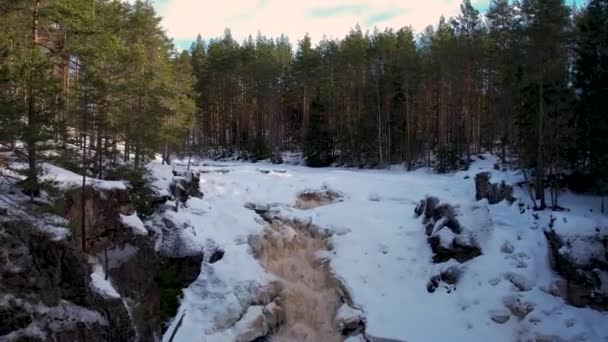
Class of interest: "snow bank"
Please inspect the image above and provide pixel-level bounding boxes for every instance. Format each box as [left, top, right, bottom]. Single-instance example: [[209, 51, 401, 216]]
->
[[43, 163, 126, 190]]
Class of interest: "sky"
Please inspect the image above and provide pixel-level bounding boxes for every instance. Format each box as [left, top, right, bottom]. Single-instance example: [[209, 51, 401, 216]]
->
[[138, 0, 491, 51]]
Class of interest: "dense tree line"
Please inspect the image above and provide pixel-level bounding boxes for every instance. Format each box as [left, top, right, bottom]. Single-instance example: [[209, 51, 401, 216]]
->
[[0, 0, 606, 210], [188, 0, 607, 208], [0, 0, 195, 197]]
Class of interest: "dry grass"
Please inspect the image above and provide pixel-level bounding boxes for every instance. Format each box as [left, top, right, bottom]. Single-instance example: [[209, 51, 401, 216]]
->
[[294, 190, 342, 210], [255, 220, 343, 342]]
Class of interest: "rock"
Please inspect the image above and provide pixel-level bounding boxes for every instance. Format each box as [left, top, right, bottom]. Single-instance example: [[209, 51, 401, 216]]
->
[[416, 197, 482, 264], [475, 172, 515, 204], [0, 221, 135, 341], [415, 197, 461, 235], [208, 248, 225, 264], [169, 171, 203, 204], [505, 272, 533, 292], [335, 304, 366, 337], [503, 295, 535, 319], [427, 266, 463, 293], [501, 241, 515, 254], [490, 310, 511, 324], [428, 234, 482, 264], [0, 302, 32, 335], [65, 186, 136, 253], [544, 227, 608, 310]]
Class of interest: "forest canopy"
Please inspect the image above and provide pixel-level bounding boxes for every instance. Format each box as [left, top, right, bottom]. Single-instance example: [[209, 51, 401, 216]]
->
[[1, 0, 607, 209]]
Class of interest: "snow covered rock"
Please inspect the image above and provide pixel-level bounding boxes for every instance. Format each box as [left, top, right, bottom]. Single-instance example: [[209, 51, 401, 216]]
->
[[416, 197, 485, 263], [426, 265, 463, 293], [169, 170, 203, 204], [0, 220, 135, 341], [475, 172, 515, 204], [544, 224, 608, 310], [335, 304, 366, 337]]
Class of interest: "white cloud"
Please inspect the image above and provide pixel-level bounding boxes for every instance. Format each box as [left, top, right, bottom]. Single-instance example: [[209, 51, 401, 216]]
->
[[151, 0, 483, 44]]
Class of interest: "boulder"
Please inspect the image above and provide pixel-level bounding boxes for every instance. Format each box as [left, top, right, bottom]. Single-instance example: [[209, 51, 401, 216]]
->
[[170, 171, 203, 204], [426, 266, 463, 293], [335, 304, 366, 337], [475, 172, 515, 204], [544, 227, 608, 310], [416, 197, 482, 264]]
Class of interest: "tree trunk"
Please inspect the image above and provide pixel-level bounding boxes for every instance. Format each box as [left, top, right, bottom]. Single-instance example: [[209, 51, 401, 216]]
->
[[536, 71, 546, 210], [375, 73, 383, 165], [81, 111, 88, 252]]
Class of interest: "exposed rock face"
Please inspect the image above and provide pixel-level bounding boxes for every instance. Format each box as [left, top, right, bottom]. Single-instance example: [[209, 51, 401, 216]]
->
[[0, 221, 134, 342], [64, 186, 161, 340], [2, 174, 207, 341], [65, 186, 135, 253], [474, 172, 515, 204], [544, 227, 608, 310], [415, 197, 482, 264]]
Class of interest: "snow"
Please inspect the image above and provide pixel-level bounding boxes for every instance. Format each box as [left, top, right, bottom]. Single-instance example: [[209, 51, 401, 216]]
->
[[120, 213, 148, 235], [42, 163, 126, 190], [90, 264, 120, 299], [151, 154, 608, 342]]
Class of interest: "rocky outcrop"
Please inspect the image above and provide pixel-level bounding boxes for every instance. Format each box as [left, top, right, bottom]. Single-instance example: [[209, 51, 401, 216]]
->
[[170, 170, 203, 204], [0, 220, 134, 341], [64, 186, 161, 340], [0, 181, 208, 341], [415, 197, 482, 264], [544, 227, 608, 310], [474, 172, 515, 204]]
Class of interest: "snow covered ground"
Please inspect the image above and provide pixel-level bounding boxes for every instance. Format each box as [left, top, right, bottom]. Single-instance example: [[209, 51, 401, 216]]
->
[[149, 155, 608, 342]]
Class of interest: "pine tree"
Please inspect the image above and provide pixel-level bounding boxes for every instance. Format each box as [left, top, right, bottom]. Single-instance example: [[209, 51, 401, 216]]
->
[[520, 0, 572, 209], [574, 0, 608, 208], [293, 34, 320, 142], [303, 97, 332, 167], [487, 0, 522, 162]]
